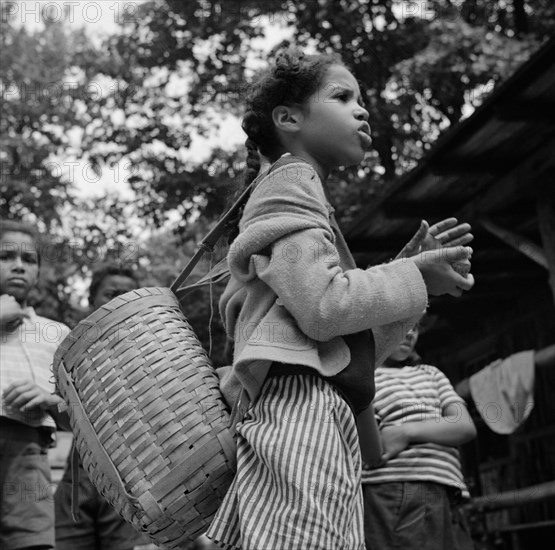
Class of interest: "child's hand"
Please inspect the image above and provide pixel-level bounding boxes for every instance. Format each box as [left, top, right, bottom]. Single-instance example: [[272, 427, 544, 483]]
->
[[396, 218, 473, 259], [429, 217, 473, 248], [380, 424, 410, 461], [0, 294, 28, 331], [2, 380, 62, 414], [413, 246, 474, 297]]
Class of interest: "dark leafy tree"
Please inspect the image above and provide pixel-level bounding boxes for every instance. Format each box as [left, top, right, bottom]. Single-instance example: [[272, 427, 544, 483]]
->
[[75, 0, 553, 227], [0, 13, 99, 227]]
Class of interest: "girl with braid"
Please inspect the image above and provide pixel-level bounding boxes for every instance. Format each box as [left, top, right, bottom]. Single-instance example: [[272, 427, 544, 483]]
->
[[205, 48, 474, 550]]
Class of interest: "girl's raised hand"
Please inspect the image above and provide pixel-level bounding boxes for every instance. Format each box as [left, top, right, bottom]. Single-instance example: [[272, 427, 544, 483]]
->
[[413, 246, 475, 297], [396, 218, 473, 259], [429, 217, 473, 247], [395, 220, 432, 259]]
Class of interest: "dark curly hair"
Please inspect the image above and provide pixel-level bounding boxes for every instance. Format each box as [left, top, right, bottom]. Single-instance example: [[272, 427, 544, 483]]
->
[[228, 47, 343, 241]]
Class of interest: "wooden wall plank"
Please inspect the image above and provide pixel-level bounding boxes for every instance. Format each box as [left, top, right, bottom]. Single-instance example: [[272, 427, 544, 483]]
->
[[536, 177, 555, 307]]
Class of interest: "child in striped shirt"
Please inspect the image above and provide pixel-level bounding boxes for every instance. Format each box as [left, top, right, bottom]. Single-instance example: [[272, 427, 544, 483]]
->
[[362, 321, 477, 549]]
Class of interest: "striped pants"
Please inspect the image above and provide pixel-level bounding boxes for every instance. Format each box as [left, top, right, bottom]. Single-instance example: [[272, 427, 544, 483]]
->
[[205, 374, 365, 550]]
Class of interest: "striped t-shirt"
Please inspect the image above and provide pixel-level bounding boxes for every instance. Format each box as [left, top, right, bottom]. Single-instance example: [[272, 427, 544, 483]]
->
[[361, 364, 470, 496], [0, 307, 70, 428]]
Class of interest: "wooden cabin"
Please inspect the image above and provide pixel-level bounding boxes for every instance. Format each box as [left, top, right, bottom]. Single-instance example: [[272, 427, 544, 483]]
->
[[345, 36, 555, 550]]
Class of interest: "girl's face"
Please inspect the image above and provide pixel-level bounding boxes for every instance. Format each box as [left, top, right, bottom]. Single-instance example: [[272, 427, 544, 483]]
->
[[0, 231, 39, 305], [91, 274, 138, 310], [296, 64, 370, 176], [389, 325, 419, 363]]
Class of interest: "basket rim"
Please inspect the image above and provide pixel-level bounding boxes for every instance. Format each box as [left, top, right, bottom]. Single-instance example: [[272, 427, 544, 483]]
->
[[53, 286, 179, 368]]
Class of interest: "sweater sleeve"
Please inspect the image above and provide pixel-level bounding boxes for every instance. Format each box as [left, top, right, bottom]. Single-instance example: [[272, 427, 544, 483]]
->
[[253, 227, 427, 341]]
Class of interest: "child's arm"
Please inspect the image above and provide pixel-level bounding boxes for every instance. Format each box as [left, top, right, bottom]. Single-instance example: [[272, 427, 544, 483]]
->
[[356, 404, 383, 468], [255, 228, 473, 340], [396, 218, 473, 259], [381, 403, 477, 461]]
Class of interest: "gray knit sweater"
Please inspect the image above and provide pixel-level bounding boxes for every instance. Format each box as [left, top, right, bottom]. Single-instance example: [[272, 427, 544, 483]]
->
[[218, 158, 428, 410]]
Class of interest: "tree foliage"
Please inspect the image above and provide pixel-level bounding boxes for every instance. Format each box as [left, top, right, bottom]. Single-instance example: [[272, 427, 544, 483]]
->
[[0, 15, 87, 226], [72, 0, 553, 227]]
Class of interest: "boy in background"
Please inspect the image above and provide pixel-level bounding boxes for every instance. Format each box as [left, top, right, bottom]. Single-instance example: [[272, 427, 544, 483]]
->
[[362, 321, 477, 550]]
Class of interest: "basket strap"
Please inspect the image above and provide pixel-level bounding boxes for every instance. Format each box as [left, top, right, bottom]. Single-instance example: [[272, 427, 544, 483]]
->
[[169, 177, 257, 298], [170, 154, 307, 300], [173, 256, 230, 301]]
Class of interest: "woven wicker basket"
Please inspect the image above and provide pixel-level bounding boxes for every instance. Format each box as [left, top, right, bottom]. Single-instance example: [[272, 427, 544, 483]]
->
[[53, 287, 236, 549]]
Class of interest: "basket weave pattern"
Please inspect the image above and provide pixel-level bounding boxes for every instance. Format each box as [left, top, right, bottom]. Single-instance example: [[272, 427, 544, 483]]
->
[[54, 287, 236, 549]]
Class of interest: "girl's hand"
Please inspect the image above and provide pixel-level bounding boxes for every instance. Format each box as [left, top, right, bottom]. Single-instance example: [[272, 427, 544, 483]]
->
[[380, 424, 411, 461], [2, 380, 62, 414], [396, 218, 473, 259], [429, 218, 473, 248], [0, 294, 27, 331], [413, 246, 475, 297]]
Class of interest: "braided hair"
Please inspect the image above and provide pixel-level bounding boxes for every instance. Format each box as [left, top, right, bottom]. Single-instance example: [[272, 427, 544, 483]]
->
[[228, 47, 342, 241]]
